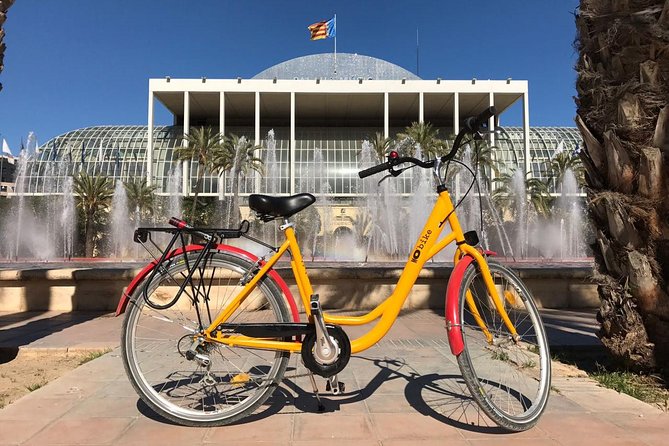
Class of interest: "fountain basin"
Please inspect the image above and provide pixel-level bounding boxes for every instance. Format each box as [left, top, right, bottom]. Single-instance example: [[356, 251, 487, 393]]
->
[[0, 260, 597, 312]]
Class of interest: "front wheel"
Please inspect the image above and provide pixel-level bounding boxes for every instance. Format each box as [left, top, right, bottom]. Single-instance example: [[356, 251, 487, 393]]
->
[[456, 260, 551, 432], [121, 251, 291, 426]]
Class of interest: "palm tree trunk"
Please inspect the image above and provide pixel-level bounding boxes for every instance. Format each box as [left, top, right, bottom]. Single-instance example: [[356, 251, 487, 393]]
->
[[190, 164, 202, 222], [576, 1, 669, 372]]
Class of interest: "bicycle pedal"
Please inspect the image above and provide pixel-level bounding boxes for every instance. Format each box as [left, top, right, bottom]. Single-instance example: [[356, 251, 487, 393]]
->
[[325, 377, 345, 395]]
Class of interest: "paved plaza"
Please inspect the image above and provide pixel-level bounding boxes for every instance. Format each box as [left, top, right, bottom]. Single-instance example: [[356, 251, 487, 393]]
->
[[0, 309, 667, 445]]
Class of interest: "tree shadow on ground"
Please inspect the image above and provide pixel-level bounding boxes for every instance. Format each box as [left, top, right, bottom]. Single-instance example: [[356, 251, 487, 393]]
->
[[0, 311, 105, 364]]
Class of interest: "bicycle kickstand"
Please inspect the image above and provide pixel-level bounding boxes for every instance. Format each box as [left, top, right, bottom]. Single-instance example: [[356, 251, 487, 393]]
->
[[307, 372, 326, 412]]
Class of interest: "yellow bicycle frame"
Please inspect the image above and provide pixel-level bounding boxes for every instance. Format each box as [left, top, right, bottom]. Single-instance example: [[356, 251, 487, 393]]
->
[[203, 188, 518, 353]]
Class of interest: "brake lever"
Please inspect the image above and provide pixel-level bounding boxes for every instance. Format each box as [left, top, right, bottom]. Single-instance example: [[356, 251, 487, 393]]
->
[[377, 174, 393, 186], [377, 165, 412, 186], [389, 166, 404, 177]]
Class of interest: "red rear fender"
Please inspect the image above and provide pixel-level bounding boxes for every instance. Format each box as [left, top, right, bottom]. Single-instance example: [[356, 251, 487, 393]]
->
[[115, 244, 300, 322]]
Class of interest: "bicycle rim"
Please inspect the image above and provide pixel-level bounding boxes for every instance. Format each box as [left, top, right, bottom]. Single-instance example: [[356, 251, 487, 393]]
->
[[121, 252, 290, 426], [456, 261, 551, 431]]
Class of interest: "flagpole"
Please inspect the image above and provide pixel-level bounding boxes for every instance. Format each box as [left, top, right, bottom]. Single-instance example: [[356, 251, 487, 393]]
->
[[334, 14, 337, 75], [416, 27, 419, 77]]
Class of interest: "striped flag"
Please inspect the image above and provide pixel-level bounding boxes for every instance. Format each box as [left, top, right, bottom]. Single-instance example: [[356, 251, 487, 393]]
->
[[308, 17, 335, 40]]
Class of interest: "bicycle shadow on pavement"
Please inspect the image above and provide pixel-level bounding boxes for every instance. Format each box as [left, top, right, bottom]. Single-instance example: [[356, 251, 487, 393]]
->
[[404, 372, 508, 434], [135, 356, 508, 433]]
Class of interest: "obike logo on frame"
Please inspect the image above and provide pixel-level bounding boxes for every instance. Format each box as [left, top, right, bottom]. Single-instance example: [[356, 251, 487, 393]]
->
[[410, 229, 432, 263]]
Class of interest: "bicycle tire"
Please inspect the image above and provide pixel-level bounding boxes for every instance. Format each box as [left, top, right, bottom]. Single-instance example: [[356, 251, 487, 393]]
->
[[456, 260, 551, 431], [121, 251, 291, 426]]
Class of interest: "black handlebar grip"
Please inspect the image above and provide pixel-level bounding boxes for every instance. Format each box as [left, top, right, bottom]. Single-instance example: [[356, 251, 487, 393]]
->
[[463, 116, 478, 133], [474, 106, 496, 129], [358, 162, 390, 178], [462, 106, 497, 134]]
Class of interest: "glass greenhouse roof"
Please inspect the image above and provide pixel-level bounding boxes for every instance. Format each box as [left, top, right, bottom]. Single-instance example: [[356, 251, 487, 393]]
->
[[18, 125, 582, 196]]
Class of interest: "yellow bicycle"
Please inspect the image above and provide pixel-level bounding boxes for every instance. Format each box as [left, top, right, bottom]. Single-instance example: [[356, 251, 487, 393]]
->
[[118, 107, 551, 432]]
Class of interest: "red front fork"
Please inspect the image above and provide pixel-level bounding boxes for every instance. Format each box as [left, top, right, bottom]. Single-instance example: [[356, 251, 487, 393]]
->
[[445, 250, 496, 356]]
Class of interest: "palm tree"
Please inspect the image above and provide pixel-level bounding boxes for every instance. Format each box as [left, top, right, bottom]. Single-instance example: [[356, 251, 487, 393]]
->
[[370, 132, 392, 162], [124, 179, 156, 222], [547, 150, 585, 190], [217, 134, 263, 227], [492, 170, 552, 219], [73, 172, 113, 257], [174, 127, 224, 221], [396, 121, 447, 158], [576, 1, 669, 372]]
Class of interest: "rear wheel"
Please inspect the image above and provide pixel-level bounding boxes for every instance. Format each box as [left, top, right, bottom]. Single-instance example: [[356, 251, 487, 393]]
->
[[456, 260, 551, 431], [121, 251, 291, 426]]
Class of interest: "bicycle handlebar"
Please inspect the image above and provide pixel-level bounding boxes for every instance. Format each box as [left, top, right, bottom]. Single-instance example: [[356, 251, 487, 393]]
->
[[358, 106, 496, 179], [358, 156, 435, 179]]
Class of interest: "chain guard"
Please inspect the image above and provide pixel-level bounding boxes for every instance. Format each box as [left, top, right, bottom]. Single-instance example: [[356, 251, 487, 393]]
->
[[300, 325, 351, 377]]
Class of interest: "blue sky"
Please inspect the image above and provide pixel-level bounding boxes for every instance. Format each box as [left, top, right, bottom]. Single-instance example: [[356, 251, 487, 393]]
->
[[0, 0, 579, 153]]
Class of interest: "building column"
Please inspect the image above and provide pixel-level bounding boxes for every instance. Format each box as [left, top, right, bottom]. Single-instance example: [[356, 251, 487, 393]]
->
[[183, 91, 190, 196], [255, 91, 261, 194], [523, 90, 530, 177], [419, 91, 424, 123], [488, 92, 497, 186], [488, 92, 496, 147], [453, 92, 460, 200], [147, 90, 154, 184], [219, 91, 225, 135], [453, 92, 460, 134], [254, 92, 261, 145], [218, 92, 225, 199], [384, 92, 389, 139], [290, 92, 296, 195]]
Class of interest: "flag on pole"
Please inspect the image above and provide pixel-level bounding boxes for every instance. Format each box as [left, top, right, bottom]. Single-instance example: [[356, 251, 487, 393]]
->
[[308, 16, 335, 40], [2, 139, 12, 157]]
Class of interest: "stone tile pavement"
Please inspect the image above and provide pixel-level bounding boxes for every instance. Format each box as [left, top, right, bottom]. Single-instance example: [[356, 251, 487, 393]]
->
[[0, 309, 667, 445]]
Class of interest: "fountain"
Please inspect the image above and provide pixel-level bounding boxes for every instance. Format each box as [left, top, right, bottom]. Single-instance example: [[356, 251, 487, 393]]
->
[[61, 176, 76, 260], [511, 169, 529, 258], [0, 129, 590, 264], [557, 168, 586, 258], [260, 130, 280, 246], [109, 180, 133, 258], [1, 133, 78, 261], [166, 162, 183, 219]]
